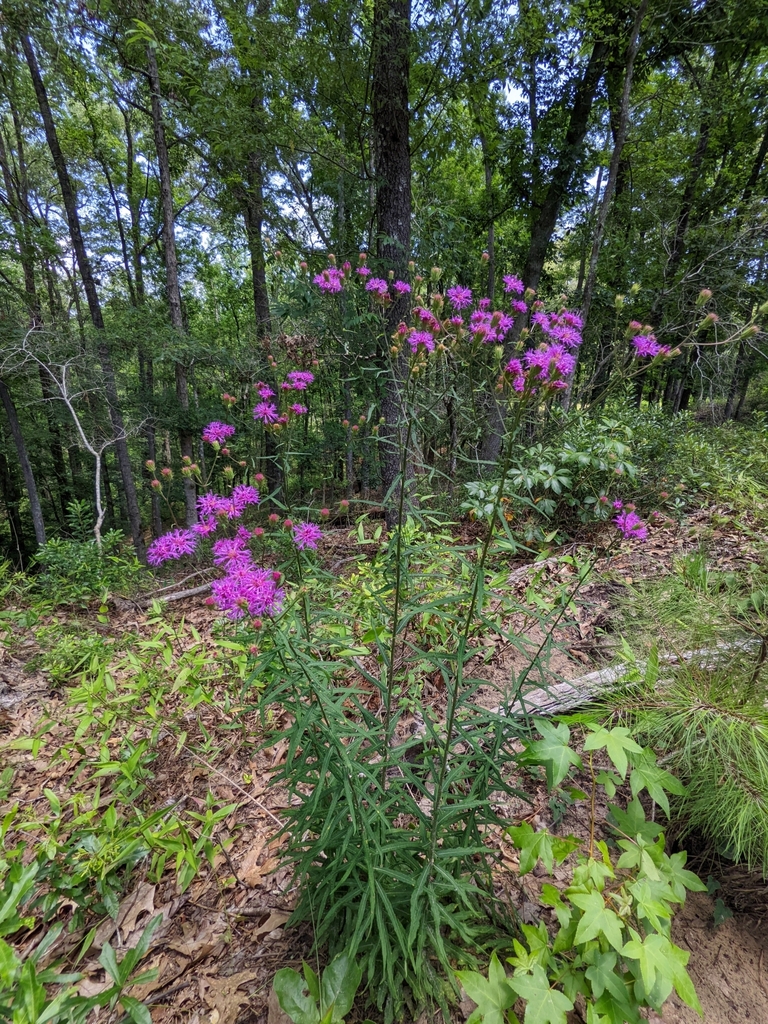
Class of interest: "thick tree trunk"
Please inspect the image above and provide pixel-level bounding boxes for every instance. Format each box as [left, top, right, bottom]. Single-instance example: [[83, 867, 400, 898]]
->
[[0, 379, 45, 546], [372, 0, 413, 526], [21, 33, 145, 560], [147, 47, 197, 527]]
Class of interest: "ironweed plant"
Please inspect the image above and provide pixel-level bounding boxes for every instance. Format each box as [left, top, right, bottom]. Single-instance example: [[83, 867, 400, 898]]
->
[[139, 266, 730, 1020]]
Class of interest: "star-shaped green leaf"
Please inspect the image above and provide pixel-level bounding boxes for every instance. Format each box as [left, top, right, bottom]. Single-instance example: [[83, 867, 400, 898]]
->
[[570, 890, 625, 951], [456, 953, 515, 1024], [583, 725, 642, 779], [509, 964, 574, 1024], [523, 719, 582, 789]]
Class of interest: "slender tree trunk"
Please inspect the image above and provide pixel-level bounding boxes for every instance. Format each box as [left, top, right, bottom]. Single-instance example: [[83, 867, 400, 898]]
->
[[21, 33, 145, 559], [0, 379, 45, 545], [372, 0, 413, 526], [146, 46, 197, 526], [481, 39, 608, 463], [0, 445, 29, 564], [563, 0, 647, 412]]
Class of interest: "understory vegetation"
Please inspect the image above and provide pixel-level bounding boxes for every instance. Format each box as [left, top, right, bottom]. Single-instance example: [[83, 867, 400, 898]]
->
[[2, 1, 768, 1021]]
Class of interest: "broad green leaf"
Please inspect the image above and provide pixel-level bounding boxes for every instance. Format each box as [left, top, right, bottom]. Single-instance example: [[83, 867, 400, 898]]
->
[[663, 851, 707, 900], [621, 932, 701, 1011], [629, 755, 685, 817], [523, 719, 582, 789], [540, 884, 571, 928], [507, 822, 554, 875], [570, 890, 624, 951], [583, 726, 642, 779], [319, 952, 362, 1020], [607, 798, 663, 843], [274, 967, 321, 1024], [456, 953, 515, 1024], [509, 963, 574, 1024]]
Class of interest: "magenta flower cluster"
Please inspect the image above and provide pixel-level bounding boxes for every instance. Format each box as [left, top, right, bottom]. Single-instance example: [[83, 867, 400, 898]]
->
[[253, 371, 314, 425], [632, 334, 669, 358], [202, 421, 236, 445], [612, 501, 649, 542]]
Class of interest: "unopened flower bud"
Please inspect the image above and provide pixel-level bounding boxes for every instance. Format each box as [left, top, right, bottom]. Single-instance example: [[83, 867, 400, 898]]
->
[[320, 507, 330, 517], [408, 260, 415, 272], [615, 294, 625, 309], [223, 465, 234, 479], [221, 447, 230, 456], [481, 251, 489, 262], [300, 261, 308, 271], [269, 513, 279, 522], [493, 345, 504, 362], [151, 478, 162, 489], [272, 571, 282, 582], [630, 283, 640, 295], [161, 467, 172, 478], [204, 596, 215, 606], [274, 250, 282, 259], [388, 269, 394, 280], [371, 424, 379, 434], [249, 644, 259, 654], [696, 288, 713, 305], [379, 416, 386, 424], [328, 253, 336, 266], [391, 345, 400, 355], [255, 473, 265, 484], [524, 288, 536, 301], [358, 252, 368, 264], [342, 419, 350, 428], [744, 324, 761, 336], [415, 274, 424, 284], [312, 358, 319, 366], [283, 518, 293, 529], [253, 527, 264, 537], [352, 424, 359, 432], [430, 267, 442, 281], [339, 499, 350, 509], [239, 460, 247, 467], [660, 491, 669, 499], [182, 455, 192, 465], [145, 459, 156, 471], [252, 618, 263, 630]]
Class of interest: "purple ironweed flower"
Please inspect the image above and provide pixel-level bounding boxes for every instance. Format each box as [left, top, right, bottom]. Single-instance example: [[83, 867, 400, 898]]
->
[[356, 266, 372, 277], [511, 300, 528, 314], [365, 277, 390, 297], [614, 510, 648, 542], [287, 370, 315, 390], [446, 285, 473, 310], [147, 529, 198, 566], [561, 311, 584, 331], [290, 403, 308, 415], [314, 267, 344, 293], [632, 334, 662, 358], [211, 566, 284, 620], [408, 330, 435, 353], [449, 315, 464, 327], [202, 421, 236, 445], [212, 536, 252, 570], [503, 275, 524, 295], [254, 401, 279, 424], [192, 516, 218, 537], [393, 280, 411, 294], [293, 522, 323, 550], [414, 307, 441, 333], [255, 381, 275, 398], [531, 311, 551, 332], [478, 298, 491, 311], [232, 484, 260, 509], [198, 492, 224, 518]]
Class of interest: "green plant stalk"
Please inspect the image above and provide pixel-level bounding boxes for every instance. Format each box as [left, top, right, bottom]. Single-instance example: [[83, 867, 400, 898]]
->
[[427, 387, 529, 864]]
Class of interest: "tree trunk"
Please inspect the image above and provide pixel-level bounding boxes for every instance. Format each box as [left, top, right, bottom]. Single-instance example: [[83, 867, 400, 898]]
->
[[0, 379, 45, 545], [146, 46, 197, 527], [372, 0, 413, 526], [21, 32, 145, 560], [563, 0, 647, 412], [481, 39, 608, 463]]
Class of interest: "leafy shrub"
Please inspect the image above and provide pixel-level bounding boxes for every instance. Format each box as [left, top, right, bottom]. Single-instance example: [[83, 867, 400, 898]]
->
[[34, 531, 144, 606]]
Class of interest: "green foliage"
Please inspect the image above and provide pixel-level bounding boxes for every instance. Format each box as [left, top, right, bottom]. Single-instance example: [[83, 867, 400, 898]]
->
[[273, 952, 375, 1024], [456, 721, 705, 1024], [34, 533, 144, 607]]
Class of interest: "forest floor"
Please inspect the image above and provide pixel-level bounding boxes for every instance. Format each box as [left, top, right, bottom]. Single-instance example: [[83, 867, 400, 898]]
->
[[2, 506, 768, 1024]]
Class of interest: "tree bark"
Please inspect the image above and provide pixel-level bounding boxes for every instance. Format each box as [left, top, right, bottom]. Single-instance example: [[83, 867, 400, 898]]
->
[[21, 32, 145, 560], [146, 46, 197, 527], [372, 0, 413, 526], [0, 379, 45, 545], [563, 0, 647, 412], [481, 38, 608, 463]]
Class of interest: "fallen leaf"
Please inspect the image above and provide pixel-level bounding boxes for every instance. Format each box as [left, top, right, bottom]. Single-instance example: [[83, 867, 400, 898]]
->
[[239, 839, 266, 886], [168, 913, 228, 959], [201, 970, 259, 1024], [252, 910, 290, 940]]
